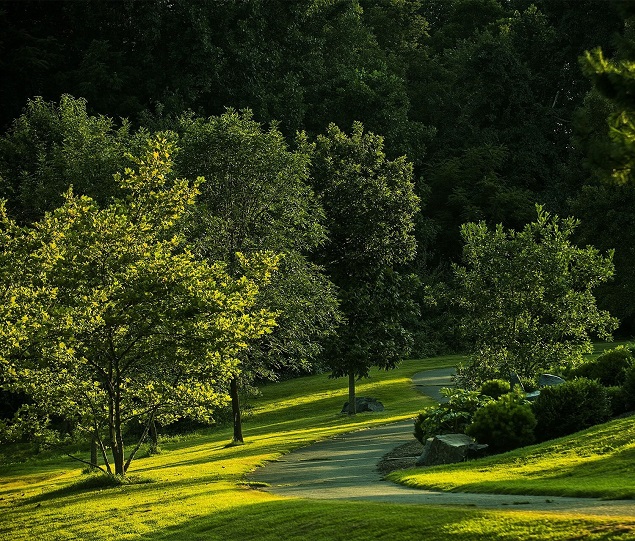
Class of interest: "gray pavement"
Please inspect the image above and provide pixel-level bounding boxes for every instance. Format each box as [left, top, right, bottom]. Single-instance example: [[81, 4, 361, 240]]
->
[[411, 367, 456, 402], [249, 369, 635, 516]]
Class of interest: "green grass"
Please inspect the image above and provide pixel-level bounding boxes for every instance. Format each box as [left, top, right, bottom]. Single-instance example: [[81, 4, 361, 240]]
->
[[1, 354, 635, 540]]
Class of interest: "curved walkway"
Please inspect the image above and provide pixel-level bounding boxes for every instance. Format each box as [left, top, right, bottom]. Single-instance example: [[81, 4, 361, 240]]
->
[[249, 369, 635, 516]]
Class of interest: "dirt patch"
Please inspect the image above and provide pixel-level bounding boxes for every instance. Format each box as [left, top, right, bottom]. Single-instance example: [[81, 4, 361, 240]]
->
[[377, 439, 424, 475]]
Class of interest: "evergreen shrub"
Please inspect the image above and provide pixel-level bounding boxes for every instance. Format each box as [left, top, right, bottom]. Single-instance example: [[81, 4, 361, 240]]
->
[[465, 391, 536, 453], [532, 378, 611, 441], [569, 346, 634, 387], [480, 379, 511, 399], [606, 385, 630, 416], [622, 363, 635, 410]]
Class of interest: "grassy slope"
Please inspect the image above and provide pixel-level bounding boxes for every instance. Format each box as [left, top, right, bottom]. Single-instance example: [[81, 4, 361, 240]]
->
[[389, 415, 635, 499], [389, 342, 635, 500], [0, 355, 634, 541]]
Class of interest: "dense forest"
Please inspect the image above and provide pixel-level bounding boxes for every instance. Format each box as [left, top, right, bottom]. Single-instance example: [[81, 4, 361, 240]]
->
[[1, 0, 635, 455]]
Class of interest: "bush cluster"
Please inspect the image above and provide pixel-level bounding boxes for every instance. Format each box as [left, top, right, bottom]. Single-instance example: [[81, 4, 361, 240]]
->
[[414, 347, 635, 456], [569, 345, 634, 387], [466, 391, 536, 453], [532, 378, 611, 441], [413, 388, 489, 444]]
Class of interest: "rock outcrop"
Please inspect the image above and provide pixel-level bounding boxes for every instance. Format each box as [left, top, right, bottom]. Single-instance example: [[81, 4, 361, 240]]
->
[[415, 433, 488, 466]]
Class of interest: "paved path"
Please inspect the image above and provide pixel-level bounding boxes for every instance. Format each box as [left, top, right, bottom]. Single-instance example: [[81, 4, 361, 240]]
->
[[250, 369, 635, 516], [411, 367, 456, 402]]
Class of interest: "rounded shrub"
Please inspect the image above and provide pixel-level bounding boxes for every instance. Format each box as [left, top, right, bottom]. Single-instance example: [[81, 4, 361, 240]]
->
[[480, 379, 511, 400], [532, 378, 611, 441], [569, 346, 634, 387], [606, 385, 630, 416], [465, 391, 536, 453], [622, 363, 635, 411]]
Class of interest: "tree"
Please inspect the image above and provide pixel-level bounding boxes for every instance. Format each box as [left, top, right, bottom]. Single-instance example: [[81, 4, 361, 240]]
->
[[454, 205, 617, 387], [310, 122, 419, 414], [0, 95, 134, 223], [0, 136, 278, 476], [175, 110, 340, 442]]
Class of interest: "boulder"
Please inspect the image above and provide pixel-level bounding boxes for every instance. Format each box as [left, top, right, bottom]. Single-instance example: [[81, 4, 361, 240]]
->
[[538, 373, 566, 387], [341, 397, 384, 413], [416, 433, 488, 466]]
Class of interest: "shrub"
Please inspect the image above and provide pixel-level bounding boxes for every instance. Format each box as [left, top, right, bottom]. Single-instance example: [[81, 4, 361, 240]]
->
[[480, 379, 511, 400], [606, 386, 630, 416], [569, 346, 634, 387], [413, 388, 490, 444], [532, 378, 611, 441], [466, 391, 536, 453], [623, 363, 635, 411]]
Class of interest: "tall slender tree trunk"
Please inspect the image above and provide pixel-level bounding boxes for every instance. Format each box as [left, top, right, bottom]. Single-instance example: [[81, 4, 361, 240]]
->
[[149, 418, 159, 453], [230, 377, 243, 443], [90, 435, 98, 470], [348, 369, 356, 415], [112, 382, 125, 476]]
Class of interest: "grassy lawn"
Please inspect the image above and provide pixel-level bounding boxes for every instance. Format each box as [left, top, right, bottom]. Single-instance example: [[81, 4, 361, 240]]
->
[[1, 354, 634, 540]]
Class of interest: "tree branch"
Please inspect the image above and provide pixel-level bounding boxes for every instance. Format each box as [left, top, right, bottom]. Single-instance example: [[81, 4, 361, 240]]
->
[[66, 453, 108, 475]]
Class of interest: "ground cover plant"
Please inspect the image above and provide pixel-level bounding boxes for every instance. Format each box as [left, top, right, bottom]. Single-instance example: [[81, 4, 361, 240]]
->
[[1, 356, 634, 541]]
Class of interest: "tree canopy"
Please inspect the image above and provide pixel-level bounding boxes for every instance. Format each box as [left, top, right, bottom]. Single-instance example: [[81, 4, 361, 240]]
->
[[1, 0, 633, 443], [174, 110, 340, 441], [311, 122, 420, 413], [0, 137, 278, 474], [455, 206, 617, 387]]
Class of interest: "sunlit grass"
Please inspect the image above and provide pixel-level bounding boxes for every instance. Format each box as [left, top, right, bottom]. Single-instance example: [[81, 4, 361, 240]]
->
[[1, 354, 634, 540]]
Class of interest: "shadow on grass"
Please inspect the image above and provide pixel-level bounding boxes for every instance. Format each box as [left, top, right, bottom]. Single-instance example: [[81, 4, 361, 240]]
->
[[138, 498, 635, 541], [23, 473, 155, 505]]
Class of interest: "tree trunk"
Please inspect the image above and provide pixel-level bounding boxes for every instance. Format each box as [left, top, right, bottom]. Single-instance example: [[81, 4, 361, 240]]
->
[[112, 383, 126, 476], [149, 418, 159, 454], [90, 435, 98, 470], [230, 377, 243, 443], [348, 369, 356, 415]]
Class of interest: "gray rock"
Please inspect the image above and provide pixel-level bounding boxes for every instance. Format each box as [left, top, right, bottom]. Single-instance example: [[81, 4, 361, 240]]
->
[[538, 373, 566, 387], [415, 433, 488, 466], [341, 397, 385, 413]]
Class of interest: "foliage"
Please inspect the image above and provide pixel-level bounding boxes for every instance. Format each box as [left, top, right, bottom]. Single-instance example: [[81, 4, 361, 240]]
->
[[574, 10, 635, 332], [569, 345, 634, 387], [465, 391, 536, 453], [622, 362, 635, 410], [310, 122, 420, 413], [174, 109, 340, 440], [455, 205, 617, 387], [0, 136, 278, 475], [479, 379, 511, 400], [532, 378, 611, 441], [605, 385, 630, 417], [413, 387, 491, 444], [0, 95, 136, 223]]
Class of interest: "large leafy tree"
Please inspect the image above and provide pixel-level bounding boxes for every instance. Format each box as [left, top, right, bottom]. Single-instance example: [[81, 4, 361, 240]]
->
[[175, 110, 339, 442], [0, 95, 134, 223], [455, 206, 617, 387], [310, 122, 420, 414], [0, 136, 277, 475]]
